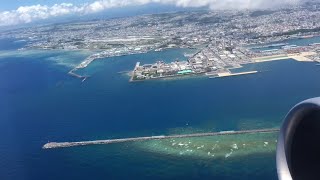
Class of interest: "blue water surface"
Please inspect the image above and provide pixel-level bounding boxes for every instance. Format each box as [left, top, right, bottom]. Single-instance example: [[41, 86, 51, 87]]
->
[[1, 38, 320, 179]]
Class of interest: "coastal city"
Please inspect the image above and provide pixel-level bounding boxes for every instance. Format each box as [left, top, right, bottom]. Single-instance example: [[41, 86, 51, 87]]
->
[[131, 38, 320, 81], [1, 1, 320, 81]]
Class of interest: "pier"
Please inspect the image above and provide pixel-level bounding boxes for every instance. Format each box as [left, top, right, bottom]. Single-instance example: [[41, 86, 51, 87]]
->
[[68, 69, 89, 82], [129, 62, 140, 82], [68, 70, 85, 79], [43, 128, 279, 149], [214, 71, 258, 78]]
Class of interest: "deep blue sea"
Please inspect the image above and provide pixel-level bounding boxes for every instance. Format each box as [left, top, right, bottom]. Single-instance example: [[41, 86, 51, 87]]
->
[[1, 37, 320, 180]]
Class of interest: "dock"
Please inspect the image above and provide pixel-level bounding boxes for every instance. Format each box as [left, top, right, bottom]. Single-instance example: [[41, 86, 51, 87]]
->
[[215, 71, 258, 78], [43, 128, 279, 149], [129, 62, 140, 82]]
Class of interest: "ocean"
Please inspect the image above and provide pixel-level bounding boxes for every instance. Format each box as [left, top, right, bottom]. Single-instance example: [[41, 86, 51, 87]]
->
[[1, 37, 320, 180]]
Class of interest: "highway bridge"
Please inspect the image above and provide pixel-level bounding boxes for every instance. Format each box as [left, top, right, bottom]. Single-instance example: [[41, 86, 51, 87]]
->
[[43, 128, 279, 149]]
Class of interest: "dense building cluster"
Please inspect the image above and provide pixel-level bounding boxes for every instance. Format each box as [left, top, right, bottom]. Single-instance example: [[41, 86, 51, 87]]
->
[[1, 1, 320, 81], [0, 2, 319, 53]]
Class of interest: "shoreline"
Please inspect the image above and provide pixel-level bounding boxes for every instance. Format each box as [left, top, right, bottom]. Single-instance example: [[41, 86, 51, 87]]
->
[[70, 49, 316, 82], [129, 52, 315, 82]]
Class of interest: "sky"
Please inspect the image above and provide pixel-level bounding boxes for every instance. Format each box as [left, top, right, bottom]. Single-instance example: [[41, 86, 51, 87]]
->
[[0, 0, 94, 11], [0, 0, 302, 27]]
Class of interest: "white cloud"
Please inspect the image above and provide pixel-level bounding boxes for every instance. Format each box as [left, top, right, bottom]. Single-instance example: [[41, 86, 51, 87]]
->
[[0, 0, 301, 27]]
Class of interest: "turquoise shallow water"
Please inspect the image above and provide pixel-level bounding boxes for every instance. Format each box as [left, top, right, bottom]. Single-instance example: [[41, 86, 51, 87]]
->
[[1, 39, 320, 179]]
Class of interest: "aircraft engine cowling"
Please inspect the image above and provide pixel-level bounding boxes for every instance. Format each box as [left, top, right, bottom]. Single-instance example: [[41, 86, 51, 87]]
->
[[277, 97, 320, 180]]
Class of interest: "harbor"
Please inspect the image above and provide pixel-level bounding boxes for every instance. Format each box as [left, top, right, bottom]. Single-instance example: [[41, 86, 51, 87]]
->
[[43, 128, 279, 149], [130, 40, 254, 82], [130, 36, 320, 82]]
